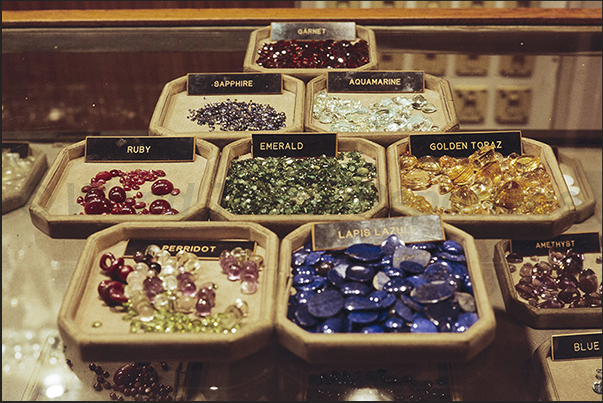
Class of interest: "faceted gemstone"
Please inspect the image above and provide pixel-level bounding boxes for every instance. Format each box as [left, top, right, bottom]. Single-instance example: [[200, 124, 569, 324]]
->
[[468, 144, 496, 168], [417, 156, 441, 173], [195, 297, 212, 317], [449, 186, 479, 210], [173, 295, 196, 313], [494, 180, 524, 210], [400, 169, 431, 191], [506, 252, 523, 264], [240, 279, 258, 294], [514, 155, 541, 173], [559, 255, 583, 276], [399, 154, 418, 170], [578, 269, 598, 293]]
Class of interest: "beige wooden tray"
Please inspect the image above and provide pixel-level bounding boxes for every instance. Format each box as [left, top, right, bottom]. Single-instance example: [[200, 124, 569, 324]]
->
[[493, 239, 602, 329], [29, 138, 219, 239], [149, 74, 305, 149], [305, 73, 459, 147], [208, 137, 389, 238], [2, 143, 48, 214], [58, 221, 279, 364], [387, 137, 576, 239], [557, 150, 596, 223], [276, 222, 496, 364], [243, 25, 378, 83], [531, 338, 602, 401]]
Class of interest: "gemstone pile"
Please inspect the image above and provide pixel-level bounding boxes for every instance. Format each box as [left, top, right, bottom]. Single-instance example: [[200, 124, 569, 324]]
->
[[398, 144, 560, 215], [256, 39, 370, 69], [187, 99, 286, 131], [96, 244, 259, 333], [221, 151, 378, 215], [507, 247, 602, 309], [287, 235, 479, 334], [313, 91, 438, 133], [76, 169, 180, 215], [2, 149, 36, 193]]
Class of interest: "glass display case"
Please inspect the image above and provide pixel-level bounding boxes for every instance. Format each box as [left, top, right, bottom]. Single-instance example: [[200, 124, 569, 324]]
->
[[3, 4, 602, 401]]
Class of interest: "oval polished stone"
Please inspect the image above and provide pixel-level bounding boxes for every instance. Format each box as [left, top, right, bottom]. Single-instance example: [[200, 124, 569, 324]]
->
[[401, 294, 424, 312], [454, 312, 478, 332], [382, 266, 404, 278], [380, 234, 404, 255], [372, 271, 391, 291], [305, 251, 325, 266], [327, 269, 346, 288], [423, 300, 460, 328], [317, 317, 344, 333], [347, 311, 379, 324], [340, 282, 372, 297], [384, 317, 407, 332], [297, 276, 327, 292], [346, 265, 376, 282], [292, 265, 318, 276], [411, 281, 457, 304], [405, 275, 427, 288], [392, 299, 416, 322], [291, 249, 310, 267], [380, 255, 393, 267], [369, 290, 396, 309], [400, 260, 426, 275], [383, 277, 414, 295], [344, 296, 381, 311], [408, 242, 437, 251], [454, 292, 476, 313], [292, 290, 316, 306], [435, 251, 466, 263], [294, 304, 318, 327], [439, 240, 464, 255], [361, 324, 385, 334], [292, 273, 314, 287], [307, 289, 345, 319], [345, 243, 384, 262], [411, 317, 438, 333], [422, 262, 454, 283], [393, 246, 432, 268]]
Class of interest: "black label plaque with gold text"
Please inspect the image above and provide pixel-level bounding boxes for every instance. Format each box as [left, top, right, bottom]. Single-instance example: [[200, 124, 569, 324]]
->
[[312, 216, 445, 251], [252, 132, 337, 158], [551, 332, 602, 360], [125, 239, 256, 260], [187, 73, 283, 95], [327, 71, 425, 93], [85, 136, 195, 162], [271, 22, 355, 41], [510, 232, 601, 256], [409, 131, 523, 158]]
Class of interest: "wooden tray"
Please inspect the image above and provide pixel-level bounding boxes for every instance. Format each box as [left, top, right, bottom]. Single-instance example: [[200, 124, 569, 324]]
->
[[2, 143, 48, 214], [305, 73, 459, 147], [276, 222, 496, 364], [243, 25, 379, 83], [57, 221, 280, 363], [387, 137, 576, 239], [149, 74, 305, 149], [29, 138, 219, 239], [493, 239, 602, 329], [531, 338, 602, 401], [208, 137, 389, 238], [557, 150, 596, 223]]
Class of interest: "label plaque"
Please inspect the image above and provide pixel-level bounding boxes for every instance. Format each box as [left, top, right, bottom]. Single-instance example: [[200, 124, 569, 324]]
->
[[271, 22, 356, 41], [510, 232, 601, 256], [312, 215, 445, 251], [187, 73, 283, 95], [252, 132, 337, 158], [125, 239, 257, 260], [551, 332, 602, 360], [2, 142, 30, 158], [85, 136, 195, 162], [327, 71, 425, 93], [409, 131, 523, 158]]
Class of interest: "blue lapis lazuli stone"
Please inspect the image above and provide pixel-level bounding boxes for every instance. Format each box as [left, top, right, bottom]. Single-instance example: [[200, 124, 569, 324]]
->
[[435, 251, 466, 263], [296, 276, 327, 292], [291, 249, 309, 267], [410, 281, 457, 304], [405, 275, 426, 288], [399, 260, 426, 275], [384, 317, 407, 332], [408, 242, 437, 251], [346, 265, 375, 282], [400, 293, 424, 312], [320, 254, 335, 263], [291, 289, 316, 306], [392, 299, 416, 322], [292, 273, 314, 287], [393, 246, 432, 268], [423, 300, 460, 328], [318, 317, 344, 333], [292, 265, 317, 276], [327, 269, 346, 288], [422, 262, 454, 283], [382, 277, 414, 295], [380, 234, 404, 255], [454, 312, 478, 332], [382, 266, 404, 278], [380, 254, 393, 267], [361, 324, 385, 334], [347, 311, 379, 324], [411, 317, 438, 333], [369, 291, 396, 309], [294, 304, 318, 328], [440, 240, 464, 255], [345, 243, 384, 262], [305, 250, 325, 266], [340, 281, 371, 297], [307, 289, 345, 319], [344, 296, 381, 311]]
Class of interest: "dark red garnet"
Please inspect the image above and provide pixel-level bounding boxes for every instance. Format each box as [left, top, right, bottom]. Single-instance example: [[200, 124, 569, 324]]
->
[[84, 188, 106, 203], [149, 199, 171, 214], [151, 179, 174, 196], [84, 197, 112, 214]]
